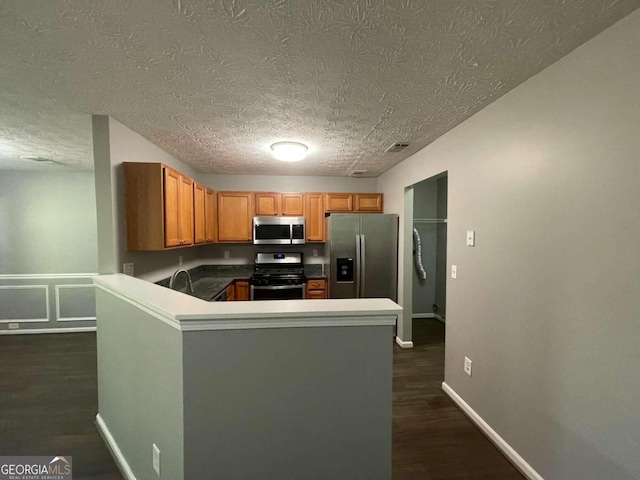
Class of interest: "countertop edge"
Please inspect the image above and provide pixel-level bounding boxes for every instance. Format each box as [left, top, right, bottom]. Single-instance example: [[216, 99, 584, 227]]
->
[[94, 274, 401, 332]]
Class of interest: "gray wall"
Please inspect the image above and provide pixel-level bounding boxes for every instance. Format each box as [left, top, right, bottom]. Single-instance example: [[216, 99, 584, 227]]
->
[[183, 325, 392, 480], [378, 9, 640, 479], [0, 170, 98, 274], [96, 289, 184, 480]]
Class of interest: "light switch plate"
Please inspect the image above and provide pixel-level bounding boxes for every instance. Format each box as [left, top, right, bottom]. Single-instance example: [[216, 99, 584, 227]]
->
[[466, 230, 475, 246], [451, 265, 457, 279]]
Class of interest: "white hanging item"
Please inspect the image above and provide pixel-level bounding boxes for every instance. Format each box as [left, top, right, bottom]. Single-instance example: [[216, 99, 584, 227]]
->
[[413, 227, 427, 280]]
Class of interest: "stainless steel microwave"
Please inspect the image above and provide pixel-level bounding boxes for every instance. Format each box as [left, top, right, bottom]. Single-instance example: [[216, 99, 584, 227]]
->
[[253, 216, 305, 245]]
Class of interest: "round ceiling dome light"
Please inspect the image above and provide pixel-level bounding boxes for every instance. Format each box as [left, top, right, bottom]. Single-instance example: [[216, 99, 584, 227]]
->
[[270, 141, 308, 162]]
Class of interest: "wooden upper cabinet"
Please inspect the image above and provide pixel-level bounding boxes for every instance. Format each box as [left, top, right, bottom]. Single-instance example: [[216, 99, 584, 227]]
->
[[217, 192, 253, 242], [281, 193, 304, 216], [194, 183, 206, 244], [354, 193, 383, 213], [304, 193, 325, 242], [204, 187, 217, 243], [124, 162, 196, 250], [255, 192, 280, 216], [325, 193, 353, 212], [255, 192, 304, 216]]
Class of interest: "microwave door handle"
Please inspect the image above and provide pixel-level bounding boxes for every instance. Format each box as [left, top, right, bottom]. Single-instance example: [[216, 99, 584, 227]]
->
[[355, 234, 361, 298], [360, 234, 366, 297]]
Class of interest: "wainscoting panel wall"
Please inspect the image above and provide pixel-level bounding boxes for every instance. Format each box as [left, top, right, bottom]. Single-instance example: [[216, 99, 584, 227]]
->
[[0, 274, 97, 334]]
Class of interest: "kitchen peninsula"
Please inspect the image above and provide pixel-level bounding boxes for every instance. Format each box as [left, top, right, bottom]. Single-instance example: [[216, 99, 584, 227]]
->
[[94, 274, 401, 480]]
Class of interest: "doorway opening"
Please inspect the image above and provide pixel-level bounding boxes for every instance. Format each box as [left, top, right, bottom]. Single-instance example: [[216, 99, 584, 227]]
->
[[410, 172, 448, 346]]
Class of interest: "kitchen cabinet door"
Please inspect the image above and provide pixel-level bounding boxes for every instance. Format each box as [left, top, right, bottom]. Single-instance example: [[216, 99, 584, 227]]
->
[[255, 192, 304, 216], [281, 193, 304, 216], [255, 192, 280, 216], [217, 192, 253, 242], [325, 193, 353, 212], [204, 187, 217, 243], [234, 280, 249, 301], [304, 193, 325, 242], [354, 193, 383, 212], [306, 278, 327, 299], [178, 174, 194, 246], [163, 167, 182, 247], [194, 183, 206, 244]]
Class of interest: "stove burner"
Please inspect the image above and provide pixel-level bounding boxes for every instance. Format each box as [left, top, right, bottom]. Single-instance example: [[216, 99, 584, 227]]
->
[[250, 252, 306, 287]]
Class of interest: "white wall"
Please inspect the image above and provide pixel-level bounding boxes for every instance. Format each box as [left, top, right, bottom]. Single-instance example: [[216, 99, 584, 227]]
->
[[378, 9, 640, 479], [0, 170, 98, 274]]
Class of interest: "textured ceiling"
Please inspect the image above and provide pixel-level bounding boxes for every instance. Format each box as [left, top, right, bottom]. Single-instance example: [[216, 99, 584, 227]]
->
[[1, 1, 639, 175]]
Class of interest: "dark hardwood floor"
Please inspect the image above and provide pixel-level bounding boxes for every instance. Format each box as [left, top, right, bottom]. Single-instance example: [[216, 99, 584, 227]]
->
[[393, 320, 524, 479], [0, 325, 524, 479]]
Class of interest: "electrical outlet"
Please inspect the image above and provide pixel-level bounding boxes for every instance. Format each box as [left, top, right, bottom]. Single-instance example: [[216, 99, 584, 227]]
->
[[224, 251, 230, 259], [312, 248, 318, 257], [466, 230, 475, 246], [123, 263, 134, 276], [8, 323, 19, 330], [464, 357, 473, 376], [152, 443, 160, 476], [451, 265, 457, 279], [178, 255, 183, 266]]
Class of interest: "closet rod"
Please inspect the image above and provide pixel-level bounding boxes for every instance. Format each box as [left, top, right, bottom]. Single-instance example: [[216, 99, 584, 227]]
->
[[413, 218, 447, 223]]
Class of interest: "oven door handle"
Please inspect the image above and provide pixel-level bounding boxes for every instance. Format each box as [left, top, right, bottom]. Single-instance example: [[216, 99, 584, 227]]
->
[[251, 285, 304, 290]]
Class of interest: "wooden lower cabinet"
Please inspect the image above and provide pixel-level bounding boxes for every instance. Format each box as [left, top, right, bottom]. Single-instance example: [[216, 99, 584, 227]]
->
[[225, 284, 235, 302], [306, 278, 327, 299], [234, 280, 249, 301]]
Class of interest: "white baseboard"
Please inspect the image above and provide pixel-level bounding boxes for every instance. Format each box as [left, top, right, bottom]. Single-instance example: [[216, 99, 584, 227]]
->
[[395, 336, 414, 348], [95, 414, 137, 480], [441, 382, 543, 480], [412, 313, 435, 319], [434, 314, 445, 323], [0, 326, 96, 335]]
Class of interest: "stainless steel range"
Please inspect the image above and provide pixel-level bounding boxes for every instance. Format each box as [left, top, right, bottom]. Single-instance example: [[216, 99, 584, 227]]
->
[[250, 252, 306, 300]]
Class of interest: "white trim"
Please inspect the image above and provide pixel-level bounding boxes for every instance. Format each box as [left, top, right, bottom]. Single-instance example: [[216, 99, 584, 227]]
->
[[441, 382, 544, 480], [181, 315, 397, 332], [0, 285, 49, 323], [395, 336, 414, 348], [0, 326, 96, 335], [434, 314, 445, 323], [55, 284, 97, 322], [95, 283, 181, 330], [95, 414, 138, 480], [96, 282, 398, 332], [412, 313, 435, 319], [0, 273, 97, 280]]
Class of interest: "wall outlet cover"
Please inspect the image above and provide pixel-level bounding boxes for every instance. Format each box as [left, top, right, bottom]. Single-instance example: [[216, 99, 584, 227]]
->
[[466, 230, 475, 246], [464, 356, 473, 376], [8, 323, 19, 330], [451, 265, 457, 279], [123, 262, 134, 276], [224, 251, 230, 259], [152, 443, 160, 476]]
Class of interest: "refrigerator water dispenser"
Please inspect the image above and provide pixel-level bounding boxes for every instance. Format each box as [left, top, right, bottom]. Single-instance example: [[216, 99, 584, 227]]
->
[[336, 258, 354, 283]]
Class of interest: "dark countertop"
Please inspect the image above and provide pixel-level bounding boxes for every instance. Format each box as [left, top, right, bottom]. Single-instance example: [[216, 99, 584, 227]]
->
[[157, 264, 326, 301]]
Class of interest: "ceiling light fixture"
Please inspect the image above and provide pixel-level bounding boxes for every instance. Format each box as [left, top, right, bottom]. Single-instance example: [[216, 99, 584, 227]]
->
[[270, 141, 308, 162]]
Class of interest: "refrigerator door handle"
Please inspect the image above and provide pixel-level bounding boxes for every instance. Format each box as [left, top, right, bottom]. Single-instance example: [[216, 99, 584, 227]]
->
[[355, 234, 361, 298], [360, 234, 366, 297]]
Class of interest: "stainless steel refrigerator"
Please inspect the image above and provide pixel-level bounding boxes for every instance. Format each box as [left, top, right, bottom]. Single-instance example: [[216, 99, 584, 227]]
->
[[324, 214, 398, 301]]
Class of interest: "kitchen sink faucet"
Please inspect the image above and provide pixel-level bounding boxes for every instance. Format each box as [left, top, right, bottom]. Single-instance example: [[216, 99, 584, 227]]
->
[[169, 268, 193, 295]]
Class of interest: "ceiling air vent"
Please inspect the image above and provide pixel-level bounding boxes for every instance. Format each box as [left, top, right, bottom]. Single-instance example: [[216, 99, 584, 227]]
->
[[385, 142, 410, 153], [350, 170, 369, 177]]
